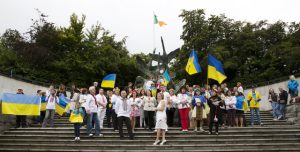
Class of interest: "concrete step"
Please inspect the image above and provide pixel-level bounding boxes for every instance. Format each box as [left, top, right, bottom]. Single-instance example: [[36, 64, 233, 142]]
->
[[1, 134, 299, 140], [1, 148, 300, 152], [0, 138, 299, 145], [1, 143, 300, 150]]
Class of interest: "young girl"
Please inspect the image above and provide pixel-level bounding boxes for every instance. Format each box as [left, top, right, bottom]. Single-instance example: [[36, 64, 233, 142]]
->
[[153, 92, 167, 145], [129, 91, 142, 133], [70, 102, 84, 141], [191, 88, 206, 132]]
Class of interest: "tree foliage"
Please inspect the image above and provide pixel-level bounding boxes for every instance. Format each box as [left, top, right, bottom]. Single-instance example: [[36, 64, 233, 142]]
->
[[0, 12, 140, 87], [175, 9, 300, 87]]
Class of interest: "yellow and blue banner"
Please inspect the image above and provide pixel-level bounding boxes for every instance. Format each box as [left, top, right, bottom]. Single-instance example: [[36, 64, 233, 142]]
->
[[1, 93, 40, 116], [162, 69, 171, 86], [208, 53, 227, 84], [185, 49, 202, 75], [56, 94, 70, 116], [40, 96, 47, 111], [101, 74, 116, 88]]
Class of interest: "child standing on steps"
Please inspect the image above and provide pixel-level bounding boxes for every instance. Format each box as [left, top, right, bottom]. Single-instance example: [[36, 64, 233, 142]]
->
[[69, 102, 84, 141]]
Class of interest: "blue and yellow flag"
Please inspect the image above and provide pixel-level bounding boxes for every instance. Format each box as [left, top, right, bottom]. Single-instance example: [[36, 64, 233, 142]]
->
[[208, 53, 227, 84], [1, 93, 40, 116], [40, 96, 47, 111], [56, 94, 70, 116], [162, 69, 171, 86], [185, 49, 202, 75], [101, 74, 116, 88]]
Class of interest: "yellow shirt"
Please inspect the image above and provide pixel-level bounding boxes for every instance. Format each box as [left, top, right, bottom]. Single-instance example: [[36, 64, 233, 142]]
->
[[247, 91, 261, 108]]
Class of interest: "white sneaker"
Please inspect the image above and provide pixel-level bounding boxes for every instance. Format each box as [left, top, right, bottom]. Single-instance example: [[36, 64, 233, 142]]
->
[[165, 129, 168, 132], [160, 140, 167, 145], [273, 118, 278, 121], [194, 128, 197, 132], [153, 140, 160, 145], [199, 127, 205, 132], [89, 134, 93, 137], [77, 137, 80, 141], [154, 129, 157, 132], [74, 137, 77, 141]]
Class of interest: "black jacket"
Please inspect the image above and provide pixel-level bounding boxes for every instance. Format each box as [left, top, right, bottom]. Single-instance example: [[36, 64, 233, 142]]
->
[[279, 90, 288, 104]]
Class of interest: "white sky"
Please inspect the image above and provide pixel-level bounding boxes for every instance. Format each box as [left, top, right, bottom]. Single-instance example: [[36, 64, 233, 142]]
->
[[0, 0, 299, 55]]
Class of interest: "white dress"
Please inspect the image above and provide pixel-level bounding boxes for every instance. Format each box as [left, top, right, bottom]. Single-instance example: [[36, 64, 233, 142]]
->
[[155, 100, 168, 130]]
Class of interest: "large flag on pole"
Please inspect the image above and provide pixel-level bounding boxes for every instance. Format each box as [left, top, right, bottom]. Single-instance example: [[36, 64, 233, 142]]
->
[[154, 14, 167, 27], [208, 53, 227, 84], [162, 69, 171, 86], [185, 49, 202, 75], [101, 74, 116, 88], [1, 93, 40, 116]]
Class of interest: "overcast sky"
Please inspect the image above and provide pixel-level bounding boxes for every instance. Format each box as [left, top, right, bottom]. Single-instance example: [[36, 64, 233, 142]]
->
[[0, 0, 299, 55]]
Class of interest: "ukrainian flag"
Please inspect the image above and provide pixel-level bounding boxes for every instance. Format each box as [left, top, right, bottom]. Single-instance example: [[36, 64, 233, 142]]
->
[[40, 96, 47, 111], [162, 69, 171, 86], [208, 53, 227, 84], [101, 74, 116, 88], [1, 93, 40, 116], [56, 94, 70, 116], [185, 49, 202, 75]]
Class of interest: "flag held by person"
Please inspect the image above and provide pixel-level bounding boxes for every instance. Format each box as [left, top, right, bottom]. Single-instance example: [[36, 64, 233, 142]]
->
[[208, 53, 227, 84], [185, 49, 202, 75], [56, 94, 70, 116], [162, 69, 171, 86], [1, 93, 40, 116], [101, 74, 116, 88]]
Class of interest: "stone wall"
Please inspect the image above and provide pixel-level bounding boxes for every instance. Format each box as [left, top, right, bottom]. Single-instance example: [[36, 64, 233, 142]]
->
[[285, 101, 300, 125], [244, 77, 300, 111]]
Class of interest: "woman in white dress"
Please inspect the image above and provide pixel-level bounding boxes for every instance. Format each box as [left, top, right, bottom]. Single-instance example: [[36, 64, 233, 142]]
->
[[153, 92, 168, 145]]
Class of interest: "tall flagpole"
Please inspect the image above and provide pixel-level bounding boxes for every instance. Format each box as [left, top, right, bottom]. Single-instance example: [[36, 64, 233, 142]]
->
[[206, 50, 209, 88], [153, 11, 156, 50]]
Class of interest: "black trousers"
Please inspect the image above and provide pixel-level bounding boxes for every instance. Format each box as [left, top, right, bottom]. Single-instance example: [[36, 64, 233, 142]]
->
[[112, 110, 118, 130], [144, 111, 155, 130], [16, 115, 27, 128], [81, 107, 87, 126], [166, 108, 176, 127], [209, 110, 219, 133], [74, 123, 81, 137], [118, 116, 133, 139], [106, 109, 113, 128]]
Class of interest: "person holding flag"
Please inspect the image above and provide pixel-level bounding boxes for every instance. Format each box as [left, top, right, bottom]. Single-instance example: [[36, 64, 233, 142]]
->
[[42, 89, 59, 128]]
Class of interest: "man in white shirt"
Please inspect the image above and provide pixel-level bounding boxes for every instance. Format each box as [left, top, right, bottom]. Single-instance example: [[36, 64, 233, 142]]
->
[[96, 88, 107, 129], [86, 86, 103, 137], [111, 88, 121, 131], [42, 89, 59, 128], [115, 90, 134, 140]]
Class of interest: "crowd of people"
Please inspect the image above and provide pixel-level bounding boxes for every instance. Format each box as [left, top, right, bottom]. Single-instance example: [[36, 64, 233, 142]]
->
[[14, 75, 299, 145]]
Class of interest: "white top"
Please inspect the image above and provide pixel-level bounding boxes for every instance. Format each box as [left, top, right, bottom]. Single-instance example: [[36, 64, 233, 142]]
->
[[85, 94, 98, 113], [163, 91, 170, 106], [115, 97, 132, 117], [79, 94, 88, 108], [129, 97, 142, 107], [238, 86, 244, 93], [177, 93, 190, 109], [225, 96, 237, 110], [169, 94, 178, 108], [46, 95, 59, 110], [143, 96, 157, 111], [111, 94, 121, 110], [96, 94, 108, 109]]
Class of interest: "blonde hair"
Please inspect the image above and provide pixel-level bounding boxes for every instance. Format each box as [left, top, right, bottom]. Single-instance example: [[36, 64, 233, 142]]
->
[[290, 75, 295, 80], [89, 86, 95, 92]]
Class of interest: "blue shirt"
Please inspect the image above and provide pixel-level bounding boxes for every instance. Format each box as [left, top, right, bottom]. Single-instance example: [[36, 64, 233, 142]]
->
[[236, 95, 245, 110]]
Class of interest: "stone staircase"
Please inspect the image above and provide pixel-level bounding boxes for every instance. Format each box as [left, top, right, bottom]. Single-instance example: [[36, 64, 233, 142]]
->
[[0, 111, 300, 151]]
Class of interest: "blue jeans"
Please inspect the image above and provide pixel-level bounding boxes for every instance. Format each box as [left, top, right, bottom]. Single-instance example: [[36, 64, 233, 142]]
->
[[250, 108, 261, 125], [87, 113, 101, 135], [278, 104, 286, 119], [271, 101, 280, 118]]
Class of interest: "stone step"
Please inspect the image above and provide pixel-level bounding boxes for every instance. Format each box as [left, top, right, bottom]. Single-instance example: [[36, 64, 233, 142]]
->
[[0, 138, 299, 145], [11, 126, 300, 131], [0, 143, 300, 150], [1, 148, 300, 152], [1, 134, 299, 140]]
